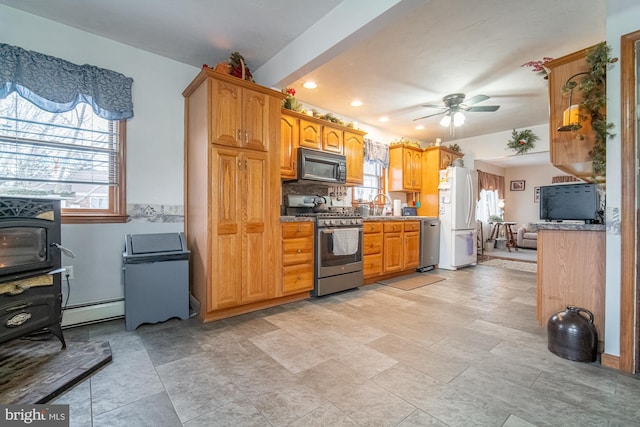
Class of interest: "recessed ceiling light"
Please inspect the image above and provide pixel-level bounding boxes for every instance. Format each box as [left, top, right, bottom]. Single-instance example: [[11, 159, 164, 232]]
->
[[350, 100, 363, 107], [415, 125, 425, 130], [303, 81, 317, 89], [379, 116, 389, 122]]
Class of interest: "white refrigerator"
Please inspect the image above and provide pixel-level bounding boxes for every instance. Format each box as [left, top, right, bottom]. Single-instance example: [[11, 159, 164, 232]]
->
[[438, 166, 478, 270]]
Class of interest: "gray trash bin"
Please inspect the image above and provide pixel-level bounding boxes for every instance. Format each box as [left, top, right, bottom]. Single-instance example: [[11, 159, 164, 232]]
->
[[123, 232, 190, 331]]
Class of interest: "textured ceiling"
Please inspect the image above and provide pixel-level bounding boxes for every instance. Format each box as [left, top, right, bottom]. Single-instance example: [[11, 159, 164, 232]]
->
[[0, 0, 606, 164]]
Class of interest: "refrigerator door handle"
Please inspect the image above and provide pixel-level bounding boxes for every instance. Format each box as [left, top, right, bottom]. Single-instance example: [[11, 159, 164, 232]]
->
[[465, 171, 473, 226]]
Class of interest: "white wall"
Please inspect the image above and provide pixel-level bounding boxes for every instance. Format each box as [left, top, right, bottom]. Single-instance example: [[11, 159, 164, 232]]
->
[[0, 6, 199, 321], [454, 123, 550, 167], [503, 164, 569, 227]]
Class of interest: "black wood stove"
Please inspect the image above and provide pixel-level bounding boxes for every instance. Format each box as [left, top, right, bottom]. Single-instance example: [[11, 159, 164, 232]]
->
[[0, 197, 66, 348]]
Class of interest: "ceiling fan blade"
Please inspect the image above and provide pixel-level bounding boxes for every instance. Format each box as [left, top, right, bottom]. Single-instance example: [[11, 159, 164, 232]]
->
[[466, 105, 500, 112], [421, 104, 446, 109], [463, 94, 489, 106], [413, 111, 447, 121]]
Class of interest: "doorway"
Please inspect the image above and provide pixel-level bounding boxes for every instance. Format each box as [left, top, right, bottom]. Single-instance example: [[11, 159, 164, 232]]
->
[[620, 30, 640, 373]]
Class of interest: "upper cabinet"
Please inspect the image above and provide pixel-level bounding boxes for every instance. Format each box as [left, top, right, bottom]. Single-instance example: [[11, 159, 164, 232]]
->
[[299, 118, 322, 150], [388, 144, 422, 192], [280, 114, 298, 179], [322, 126, 343, 153], [546, 46, 598, 181], [209, 79, 271, 151], [280, 110, 366, 183], [344, 130, 365, 185]]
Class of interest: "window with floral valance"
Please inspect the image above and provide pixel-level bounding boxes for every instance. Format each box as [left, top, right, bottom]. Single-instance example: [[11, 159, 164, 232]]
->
[[0, 44, 134, 222], [0, 43, 133, 120]]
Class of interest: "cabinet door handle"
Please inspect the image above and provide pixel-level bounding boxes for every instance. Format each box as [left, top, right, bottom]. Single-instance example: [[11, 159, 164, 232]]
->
[[297, 275, 302, 280], [245, 130, 249, 143], [237, 129, 242, 141], [245, 160, 248, 169], [297, 249, 301, 253]]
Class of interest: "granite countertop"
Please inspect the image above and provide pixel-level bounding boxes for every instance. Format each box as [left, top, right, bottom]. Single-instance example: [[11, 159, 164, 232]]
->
[[363, 216, 436, 221], [280, 215, 436, 222], [537, 223, 606, 231]]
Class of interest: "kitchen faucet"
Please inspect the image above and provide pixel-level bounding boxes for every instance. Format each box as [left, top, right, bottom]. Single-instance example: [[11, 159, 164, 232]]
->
[[369, 193, 391, 216]]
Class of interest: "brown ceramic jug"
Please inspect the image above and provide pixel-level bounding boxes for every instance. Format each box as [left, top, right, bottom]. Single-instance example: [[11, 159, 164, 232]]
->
[[547, 306, 598, 363]]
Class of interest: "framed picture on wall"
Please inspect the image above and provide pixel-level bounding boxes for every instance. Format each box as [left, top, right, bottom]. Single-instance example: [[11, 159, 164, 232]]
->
[[510, 180, 525, 191], [534, 186, 540, 203]]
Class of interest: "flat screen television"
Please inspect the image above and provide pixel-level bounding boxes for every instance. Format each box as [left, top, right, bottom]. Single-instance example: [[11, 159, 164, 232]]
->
[[539, 183, 603, 223]]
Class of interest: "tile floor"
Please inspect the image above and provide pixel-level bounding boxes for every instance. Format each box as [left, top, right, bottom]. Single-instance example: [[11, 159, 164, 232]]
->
[[53, 265, 640, 426]]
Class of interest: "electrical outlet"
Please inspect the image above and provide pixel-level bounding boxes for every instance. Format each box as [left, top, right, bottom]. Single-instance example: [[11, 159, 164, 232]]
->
[[63, 265, 74, 280]]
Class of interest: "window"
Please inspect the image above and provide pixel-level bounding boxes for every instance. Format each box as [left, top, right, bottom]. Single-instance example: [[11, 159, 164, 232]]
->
[[353, 160, 384, 203], [0, 93, 126, 223]]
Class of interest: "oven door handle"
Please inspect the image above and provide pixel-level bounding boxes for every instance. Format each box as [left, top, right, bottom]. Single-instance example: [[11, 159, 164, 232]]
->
[[320, 227, 362, 234]]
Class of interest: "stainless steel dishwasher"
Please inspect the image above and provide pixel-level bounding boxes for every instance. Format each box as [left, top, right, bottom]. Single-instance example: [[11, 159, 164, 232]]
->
[[417, 218, 440, 272]]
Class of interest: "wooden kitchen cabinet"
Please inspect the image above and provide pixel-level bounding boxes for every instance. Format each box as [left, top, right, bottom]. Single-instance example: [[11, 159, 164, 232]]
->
[[388, 144, 422, 191], [281, 222, 314, 295], [184, 69, 303, 322], [403, 221, 421, 269], [344, 130, 365, 185], [546, 46, 598, 181], [280, 110, 367, 180], [322, 125, 343, 153], [363, 220, 421, 284], [383, 221, 420, 273], [299, 118, 322, 150], [208, 77, 271, 151], [417, 146, 462, 217], [280, 113, 298, 179], [363, 221, 383, 280]]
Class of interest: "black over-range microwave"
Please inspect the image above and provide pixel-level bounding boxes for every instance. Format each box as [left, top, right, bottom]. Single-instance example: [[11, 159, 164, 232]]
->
[[293, 148, 347, 185]]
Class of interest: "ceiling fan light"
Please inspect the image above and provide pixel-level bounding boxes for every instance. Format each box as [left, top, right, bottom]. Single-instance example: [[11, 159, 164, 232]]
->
[[453, 111, 465, 126], [440, 115, 451, 127]]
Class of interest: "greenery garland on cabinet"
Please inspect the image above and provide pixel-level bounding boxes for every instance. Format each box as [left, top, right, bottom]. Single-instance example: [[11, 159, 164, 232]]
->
[[507, 129, 539, 154]]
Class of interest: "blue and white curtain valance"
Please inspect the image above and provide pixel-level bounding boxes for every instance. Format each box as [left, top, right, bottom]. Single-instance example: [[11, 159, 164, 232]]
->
[[364, 138, 389, 168], [0, 43, 134, 120]]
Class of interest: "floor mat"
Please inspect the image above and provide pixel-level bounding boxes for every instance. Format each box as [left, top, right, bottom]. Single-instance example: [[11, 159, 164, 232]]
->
[[0, 338, 112, 404], [378, 274, 446, 290], [481, 258, 537, 273]]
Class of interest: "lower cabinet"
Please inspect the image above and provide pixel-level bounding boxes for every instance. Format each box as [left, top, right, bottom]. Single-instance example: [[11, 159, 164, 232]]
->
[[363, 222, 383, 279], [364, 220, 421, 283], [281, 222, 314, 295]]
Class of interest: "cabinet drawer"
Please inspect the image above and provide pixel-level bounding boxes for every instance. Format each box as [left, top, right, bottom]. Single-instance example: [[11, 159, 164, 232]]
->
[[282, 263, 314, 294], [363, 222, 383, 233], [363, 254, 383, 278], [282, 222, 314, 238], [283, 239, 313, 265], [404, 221, 421, 232], [383, 222, 404, 233], [363, 234, 382, 255]]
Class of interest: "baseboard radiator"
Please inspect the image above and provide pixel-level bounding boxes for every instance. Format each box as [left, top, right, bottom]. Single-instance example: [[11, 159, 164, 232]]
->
[[61, 300, 124, 328]]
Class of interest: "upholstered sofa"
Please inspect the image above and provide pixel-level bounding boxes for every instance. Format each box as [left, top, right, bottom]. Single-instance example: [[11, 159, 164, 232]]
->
[[516, 223, 539, 249]]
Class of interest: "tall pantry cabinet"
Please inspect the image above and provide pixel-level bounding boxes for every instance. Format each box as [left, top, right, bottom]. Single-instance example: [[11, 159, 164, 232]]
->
[[183, 69, 292, 322]]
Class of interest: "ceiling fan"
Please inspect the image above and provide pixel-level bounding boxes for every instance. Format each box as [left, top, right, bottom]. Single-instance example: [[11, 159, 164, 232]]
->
[[413, 93, 500, 130]]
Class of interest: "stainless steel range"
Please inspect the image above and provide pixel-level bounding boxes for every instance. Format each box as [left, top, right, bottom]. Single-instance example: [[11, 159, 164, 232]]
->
[[286, 195, 363, 296]]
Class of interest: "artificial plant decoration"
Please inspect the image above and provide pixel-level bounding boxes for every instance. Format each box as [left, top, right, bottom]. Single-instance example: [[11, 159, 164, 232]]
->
[[571, 42, 617, 176], [448, 143, 462, 154], [282, 87, 302, 111], [521, 57, 554, 80], [228, 52, 253, 81], [507, 129, 539, 154]]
